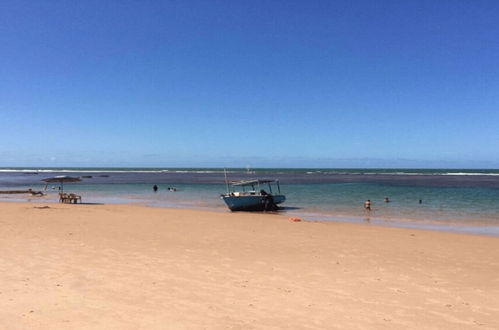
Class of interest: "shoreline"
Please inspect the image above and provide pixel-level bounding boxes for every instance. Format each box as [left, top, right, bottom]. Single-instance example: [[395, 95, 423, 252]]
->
[[1, 201, 498, 329], [2, 196, 499, 237]]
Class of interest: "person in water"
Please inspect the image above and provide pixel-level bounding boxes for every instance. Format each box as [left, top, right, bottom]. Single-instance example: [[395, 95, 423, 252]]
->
[[364, 200, 371, 210], [153, 185, 158, 192], [384, 197, 390, 203]]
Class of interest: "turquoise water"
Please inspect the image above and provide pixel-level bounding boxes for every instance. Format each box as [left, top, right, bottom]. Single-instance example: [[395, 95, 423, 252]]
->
[[1, 168, 498, 235], [286, 183, 499, 223]]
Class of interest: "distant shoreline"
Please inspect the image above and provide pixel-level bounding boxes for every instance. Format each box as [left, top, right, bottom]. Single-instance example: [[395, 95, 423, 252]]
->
[[1, 167, 499, 175]]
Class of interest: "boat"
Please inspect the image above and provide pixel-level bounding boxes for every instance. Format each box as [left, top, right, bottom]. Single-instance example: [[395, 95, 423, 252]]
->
[[221, 179, 286, 211]]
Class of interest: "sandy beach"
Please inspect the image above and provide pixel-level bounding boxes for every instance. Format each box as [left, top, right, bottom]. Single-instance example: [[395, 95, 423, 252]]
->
[[1, 202, 498, 329]]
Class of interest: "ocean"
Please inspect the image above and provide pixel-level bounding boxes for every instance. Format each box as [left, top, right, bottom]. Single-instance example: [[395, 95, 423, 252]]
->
[[1, 167, 499, 235]]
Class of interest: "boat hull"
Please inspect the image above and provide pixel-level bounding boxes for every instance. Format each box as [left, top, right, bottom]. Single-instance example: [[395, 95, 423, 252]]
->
[[221, 195, 286, 211]]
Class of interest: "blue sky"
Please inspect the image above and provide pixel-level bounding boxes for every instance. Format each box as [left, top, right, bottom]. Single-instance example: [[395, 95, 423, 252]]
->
[[1, 0, 498, 168]]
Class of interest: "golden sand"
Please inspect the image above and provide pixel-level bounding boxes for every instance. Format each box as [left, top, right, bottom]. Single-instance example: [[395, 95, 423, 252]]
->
[[1, 202, 498, 329]]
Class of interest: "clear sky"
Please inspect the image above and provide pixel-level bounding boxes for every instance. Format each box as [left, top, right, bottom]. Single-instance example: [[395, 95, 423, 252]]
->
[[1, 0, 498, 168]]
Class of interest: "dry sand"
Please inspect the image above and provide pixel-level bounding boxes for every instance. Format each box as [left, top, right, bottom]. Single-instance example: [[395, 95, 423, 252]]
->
[[1, 201, 498, 329]]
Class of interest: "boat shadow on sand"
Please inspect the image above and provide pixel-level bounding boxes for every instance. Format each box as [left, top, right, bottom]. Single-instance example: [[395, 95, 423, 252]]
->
[[277, 206, 301, 211], [229, 206, 302, 213]]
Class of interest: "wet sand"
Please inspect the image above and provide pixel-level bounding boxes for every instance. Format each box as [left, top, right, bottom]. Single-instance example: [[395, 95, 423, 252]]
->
[[1, 201, 498, 329]]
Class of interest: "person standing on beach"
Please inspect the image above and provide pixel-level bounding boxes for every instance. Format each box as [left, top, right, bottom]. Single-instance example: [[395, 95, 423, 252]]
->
[[364, 200, 371, 211]]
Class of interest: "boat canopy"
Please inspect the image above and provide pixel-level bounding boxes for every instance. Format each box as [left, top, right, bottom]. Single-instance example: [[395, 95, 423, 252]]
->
[[230, 179, 278, 186]]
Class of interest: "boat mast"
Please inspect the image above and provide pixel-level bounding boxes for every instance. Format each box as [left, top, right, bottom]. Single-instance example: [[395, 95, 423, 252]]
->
[[224, 168, 230, 194]]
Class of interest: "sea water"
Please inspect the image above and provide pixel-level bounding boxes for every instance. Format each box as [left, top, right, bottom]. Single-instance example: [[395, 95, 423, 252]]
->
[[1, 168, 498, 235]]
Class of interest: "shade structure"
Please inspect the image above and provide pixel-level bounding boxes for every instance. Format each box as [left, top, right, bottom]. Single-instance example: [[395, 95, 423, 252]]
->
[[41, 176, 81, 192]]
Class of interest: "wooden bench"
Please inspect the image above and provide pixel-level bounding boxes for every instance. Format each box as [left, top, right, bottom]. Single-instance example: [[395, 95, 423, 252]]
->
[[68, 193, 82, 204], [59, 193, 82, 204]]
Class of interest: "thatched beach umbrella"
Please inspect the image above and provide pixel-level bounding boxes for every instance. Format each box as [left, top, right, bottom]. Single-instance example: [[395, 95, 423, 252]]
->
[[41, 176, 81, 193]]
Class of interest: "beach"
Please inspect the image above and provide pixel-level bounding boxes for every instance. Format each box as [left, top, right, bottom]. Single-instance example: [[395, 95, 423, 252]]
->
[[1, 202, 498, 329]]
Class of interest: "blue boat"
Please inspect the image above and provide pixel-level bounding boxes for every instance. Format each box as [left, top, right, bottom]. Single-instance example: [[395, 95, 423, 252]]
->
[[221, 179, 286, 211]]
